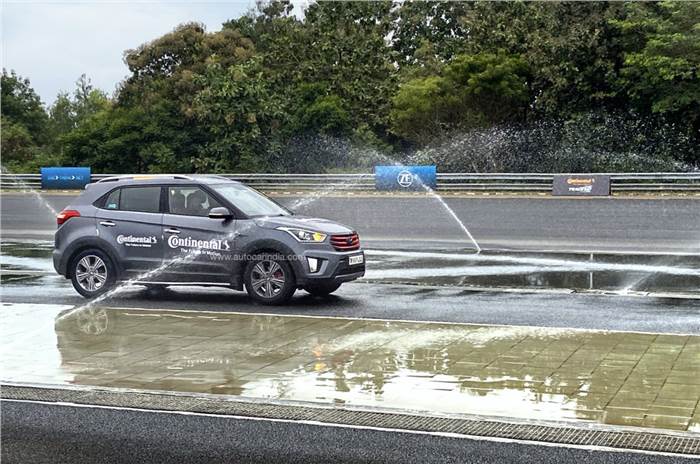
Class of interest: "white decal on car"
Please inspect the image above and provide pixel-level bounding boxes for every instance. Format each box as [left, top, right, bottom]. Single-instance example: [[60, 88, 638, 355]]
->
[[117, 235, 157, 247], [167, 235, 231, 251]]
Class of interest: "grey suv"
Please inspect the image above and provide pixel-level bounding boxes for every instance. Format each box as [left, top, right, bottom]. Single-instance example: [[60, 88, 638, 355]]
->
[[53, 175, 365, 304]]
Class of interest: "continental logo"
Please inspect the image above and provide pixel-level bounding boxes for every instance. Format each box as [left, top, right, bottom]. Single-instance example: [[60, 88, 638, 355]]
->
[[566, 178, 595, 185], [117, 235, 157, 245], [168, 235, 231, 251]]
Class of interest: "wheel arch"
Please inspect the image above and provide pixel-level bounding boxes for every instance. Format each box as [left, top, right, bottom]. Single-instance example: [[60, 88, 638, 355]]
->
[[236, 239, 302, 288], [62, 237, 122, 279]]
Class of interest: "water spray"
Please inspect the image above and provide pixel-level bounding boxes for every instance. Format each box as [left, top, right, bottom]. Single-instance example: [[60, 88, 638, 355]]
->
[[373, 154, 482, 253], [56, 228, 243, 322]]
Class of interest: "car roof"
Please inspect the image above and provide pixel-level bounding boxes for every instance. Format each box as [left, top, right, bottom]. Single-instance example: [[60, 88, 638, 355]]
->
[[93, 175, 238, 186], [77, 175, 240, 202]]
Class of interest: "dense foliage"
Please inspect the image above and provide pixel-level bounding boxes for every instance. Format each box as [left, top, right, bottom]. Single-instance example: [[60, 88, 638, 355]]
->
[[2, 1, 698, 173]]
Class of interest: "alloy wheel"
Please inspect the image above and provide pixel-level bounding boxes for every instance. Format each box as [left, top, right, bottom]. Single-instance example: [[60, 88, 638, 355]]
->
[[75, 255, 108, 292], [250, 260, 286, 299]]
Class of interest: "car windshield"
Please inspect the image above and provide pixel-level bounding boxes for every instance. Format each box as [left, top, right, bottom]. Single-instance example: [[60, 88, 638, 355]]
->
[[211, 183, 290, 217]]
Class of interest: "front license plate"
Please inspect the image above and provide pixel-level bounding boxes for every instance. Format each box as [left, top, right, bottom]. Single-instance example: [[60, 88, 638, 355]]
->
[[349, 254, 364, 266]]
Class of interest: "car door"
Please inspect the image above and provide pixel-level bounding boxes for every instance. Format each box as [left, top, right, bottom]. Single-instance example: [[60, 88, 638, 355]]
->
[[160, 185, 238, 284], [95, 185, 164, 277]]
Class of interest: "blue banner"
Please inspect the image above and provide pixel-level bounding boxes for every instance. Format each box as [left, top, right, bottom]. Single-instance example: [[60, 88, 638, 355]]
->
[[375, 165, 437, 191], [41, 167, 91, 189]]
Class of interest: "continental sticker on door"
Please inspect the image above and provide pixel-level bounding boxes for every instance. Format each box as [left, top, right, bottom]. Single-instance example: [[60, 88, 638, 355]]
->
[[117, 235, 157, 248], [168, 235, 231, 251]]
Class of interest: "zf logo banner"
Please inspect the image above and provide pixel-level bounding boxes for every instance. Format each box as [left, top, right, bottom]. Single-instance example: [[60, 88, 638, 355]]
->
[[375, 166, 437, 191]]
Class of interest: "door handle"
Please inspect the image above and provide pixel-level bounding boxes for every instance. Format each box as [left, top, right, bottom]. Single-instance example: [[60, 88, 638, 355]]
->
[[165, 228, 181, 234], [99, 221, 116, 227]]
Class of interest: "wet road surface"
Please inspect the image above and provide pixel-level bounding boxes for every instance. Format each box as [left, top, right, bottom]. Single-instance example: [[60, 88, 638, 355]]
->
[[2, 192, 699, 253], [2, 217, 700, 461], [3, 282, 700, 335], [2, 239, 699, 335]]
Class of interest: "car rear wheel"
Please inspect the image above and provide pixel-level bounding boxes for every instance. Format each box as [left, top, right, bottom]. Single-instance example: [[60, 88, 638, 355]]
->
[[70, 249, 116, 299], [304, 282, 341, 297], [244, 254, 296, 305]]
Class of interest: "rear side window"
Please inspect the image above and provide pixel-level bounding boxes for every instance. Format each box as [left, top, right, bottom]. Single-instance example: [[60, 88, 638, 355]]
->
[[99, 187, 161, 213], [104, 189, 120, 210], [120, 187, 161, 213]]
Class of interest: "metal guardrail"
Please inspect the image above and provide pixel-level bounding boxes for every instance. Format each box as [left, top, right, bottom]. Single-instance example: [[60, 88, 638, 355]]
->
[[1, 172, 699, 192]]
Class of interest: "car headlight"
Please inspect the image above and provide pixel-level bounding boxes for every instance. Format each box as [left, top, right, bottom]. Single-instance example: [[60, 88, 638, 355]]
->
[[277, 227, 327, 243]]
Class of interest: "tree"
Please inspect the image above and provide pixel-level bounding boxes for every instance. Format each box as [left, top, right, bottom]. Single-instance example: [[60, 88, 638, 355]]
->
[[1, 70, 49, 143], [1, 70, 51, 169], [119, 22, 255, 107], [390, 52, 529, 145], [64, 22, 259, 173], [391, 1, 469, 66], [189, 59, 284, 172], [11, 1, 698, 173], [228, 2, 397, 136], [461, 2, 627, 115], [616, 2, 700, 128], [48, 75, 110, 157]]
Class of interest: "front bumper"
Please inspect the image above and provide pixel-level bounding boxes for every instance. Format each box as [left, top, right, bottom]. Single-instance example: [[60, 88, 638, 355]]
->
[[294, 249, 365, 287]]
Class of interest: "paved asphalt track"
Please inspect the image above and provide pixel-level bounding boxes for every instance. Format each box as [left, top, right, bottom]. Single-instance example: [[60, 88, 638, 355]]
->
[[1, 193, 699, 253], [1, 401, 691, 464]]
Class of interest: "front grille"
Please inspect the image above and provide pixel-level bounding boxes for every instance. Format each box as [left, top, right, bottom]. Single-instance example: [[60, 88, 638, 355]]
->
[[330, 233, 360, 251]]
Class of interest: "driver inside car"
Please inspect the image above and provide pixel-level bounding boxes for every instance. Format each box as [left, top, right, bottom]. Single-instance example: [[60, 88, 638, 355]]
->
[[185, 190, 209, 216]]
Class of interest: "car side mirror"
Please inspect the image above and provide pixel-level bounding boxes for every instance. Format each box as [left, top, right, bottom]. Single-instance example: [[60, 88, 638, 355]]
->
[[209, 207, 233, 220]]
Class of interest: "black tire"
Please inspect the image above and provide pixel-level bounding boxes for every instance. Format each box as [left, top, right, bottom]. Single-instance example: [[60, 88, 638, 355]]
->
[[70, 248, 117, 299], [304, 282, 341, 297], [244, 253, 296, 305]]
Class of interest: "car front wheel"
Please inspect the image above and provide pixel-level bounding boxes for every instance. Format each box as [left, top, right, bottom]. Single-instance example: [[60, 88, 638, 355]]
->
[[244, 254, 296, 305]]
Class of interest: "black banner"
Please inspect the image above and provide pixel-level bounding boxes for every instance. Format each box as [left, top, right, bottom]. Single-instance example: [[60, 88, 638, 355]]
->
[[552, 175, 611, 196]]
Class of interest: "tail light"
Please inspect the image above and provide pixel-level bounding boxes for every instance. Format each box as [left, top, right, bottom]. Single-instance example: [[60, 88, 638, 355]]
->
[[57, 209, 80, 226], [330, 232, 360, 251]]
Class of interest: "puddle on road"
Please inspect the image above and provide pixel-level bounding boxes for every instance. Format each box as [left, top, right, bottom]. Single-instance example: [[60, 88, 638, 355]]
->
[[1, 240, 55, 273], [0, 240, 73, 296], [2, 304, 699, 432], [365, 249, 700, 295]]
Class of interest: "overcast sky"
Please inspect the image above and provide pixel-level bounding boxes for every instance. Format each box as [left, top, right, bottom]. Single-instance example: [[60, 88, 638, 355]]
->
[[2, 0, 255, 106]]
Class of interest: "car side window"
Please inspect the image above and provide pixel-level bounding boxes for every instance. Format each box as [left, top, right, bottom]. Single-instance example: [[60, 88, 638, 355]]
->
[[104, 189, 120, 210], [168, 186, 221, 217], [119, 187, 161, 213]]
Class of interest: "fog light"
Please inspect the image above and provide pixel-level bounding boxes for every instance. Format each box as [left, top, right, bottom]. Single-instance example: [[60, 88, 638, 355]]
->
[[308, 257, 320, 273]]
